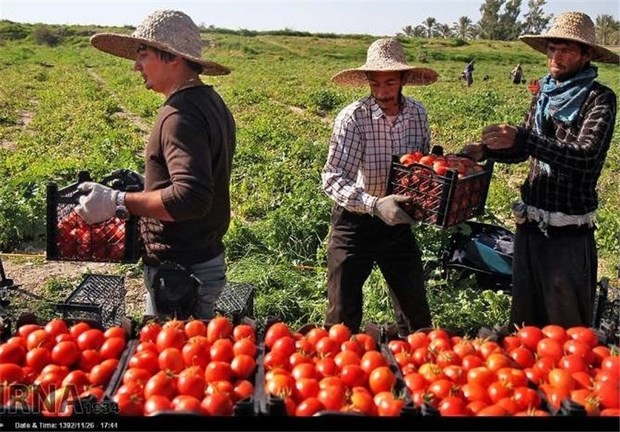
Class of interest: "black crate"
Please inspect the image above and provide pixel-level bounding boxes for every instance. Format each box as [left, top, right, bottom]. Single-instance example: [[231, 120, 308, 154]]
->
[[46, 170, 142, 263], [215, 282, 254, 321], [56, 274, 125, 328], [388, 158, 494, 228]]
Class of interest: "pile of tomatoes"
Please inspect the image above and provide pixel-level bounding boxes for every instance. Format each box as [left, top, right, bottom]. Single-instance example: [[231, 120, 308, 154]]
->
[[0, 318, 127, 416], [260, 322, 409, 416], [387, 325, 619, 416], [56, 210, 126, 262], [111, 317, 258, 416], [392, 152, 490, 226]]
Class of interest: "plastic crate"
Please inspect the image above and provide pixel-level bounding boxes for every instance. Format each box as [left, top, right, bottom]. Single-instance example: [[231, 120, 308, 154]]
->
[[46, 170, 142, 263], [56, 274, 126, 328], [388, 157, 494, 228], [215, 282, 254, 321]]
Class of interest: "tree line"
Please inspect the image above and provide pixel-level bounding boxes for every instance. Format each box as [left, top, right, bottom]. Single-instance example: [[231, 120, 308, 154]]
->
[[401, 0, 620, 44]]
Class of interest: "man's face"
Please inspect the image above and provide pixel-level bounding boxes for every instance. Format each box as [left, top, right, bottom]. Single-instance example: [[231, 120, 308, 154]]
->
[[133, 46, 169, 93], [546, 40, 593, 82], [367, 71, 403, 115]]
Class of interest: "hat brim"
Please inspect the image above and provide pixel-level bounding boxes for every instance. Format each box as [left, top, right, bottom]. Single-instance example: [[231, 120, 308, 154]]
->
[[519, 35, 620, 64], [90, 33, 231, 76], [331, 66, 439, 86]]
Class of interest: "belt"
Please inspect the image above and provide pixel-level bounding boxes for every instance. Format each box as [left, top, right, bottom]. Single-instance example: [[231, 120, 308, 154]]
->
[[512, 201, 595, 237]]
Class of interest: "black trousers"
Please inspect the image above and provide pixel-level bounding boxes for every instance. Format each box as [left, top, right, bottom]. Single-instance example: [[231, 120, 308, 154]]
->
[[325, 206, 432, 335], [510, 222, 597, 328]]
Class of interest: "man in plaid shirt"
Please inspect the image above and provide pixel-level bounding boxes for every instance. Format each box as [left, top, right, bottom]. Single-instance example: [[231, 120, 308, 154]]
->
[[464, 12, 618, 328], [322, 38, 438, 335]]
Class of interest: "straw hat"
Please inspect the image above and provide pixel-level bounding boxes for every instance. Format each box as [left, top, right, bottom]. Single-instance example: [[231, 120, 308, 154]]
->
[[90, 10, 230, 75], [520, 11, 620, 64], [331, 38, 438, 86]]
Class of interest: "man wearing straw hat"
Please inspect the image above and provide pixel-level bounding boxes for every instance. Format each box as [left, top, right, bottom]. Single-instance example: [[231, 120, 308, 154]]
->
[[463, 12, 618, 328], [322, 38, 438, 335], [75, 10, 235, 320]]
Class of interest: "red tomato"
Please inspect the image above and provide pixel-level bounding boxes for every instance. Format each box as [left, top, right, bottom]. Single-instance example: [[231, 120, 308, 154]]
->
[[517, 326, 544, 352], [566, 326, 599, 348], [368, 366, 396, 395], [541, 324, 567, 343], [233, 379, 254, 402], [89, 358, 118, 387], [51, 341, 80, 367], [232, 324, 256, 342], [26, 329, 54, 351], [317, 384, 347, 411], [230, 354, 256, 380], [512, 386, 542, 411], [183, 320, 207, 338], [176, 370, 206, 400], [26, 347, 52, 372], [44, 319, 69, 338], [340, 364, 368, 391], [327, 323, 351, 345], [594, 379, 620, 409], [143, 394, 172, 416], [104, 326, 126, 340], [438, 395, 467, 416], [360, 350, 388, 374], [295, 397, 324, 416], [139, 322, 162, 343], [156, 327, 186, 352], [158, 347, 185, 374], [76, 329, 105, 351], [98, 337, 125, 362], [210, 338, 235, 363], [508, 346, 535, 369], [536, 337, 563, 363], [0, 342, 26, 364], [264, 322, 291, 350], [204, 361, 232, 383]]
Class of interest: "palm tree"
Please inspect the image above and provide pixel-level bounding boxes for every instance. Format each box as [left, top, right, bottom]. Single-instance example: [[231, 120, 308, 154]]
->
[[453, 16, 474, 40], [422, 17, 437, 38], [437, 24, 454, 38], [595, 14, 620, 45]]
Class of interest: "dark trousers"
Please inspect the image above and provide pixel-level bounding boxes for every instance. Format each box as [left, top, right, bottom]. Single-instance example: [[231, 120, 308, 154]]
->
[[325, 206, 431, 335], [510, 222, 597, 328]]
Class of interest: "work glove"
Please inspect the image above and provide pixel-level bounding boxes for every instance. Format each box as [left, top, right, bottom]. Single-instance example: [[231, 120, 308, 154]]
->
[[75, 182, 119, 225], [372, 195, 414, 226]]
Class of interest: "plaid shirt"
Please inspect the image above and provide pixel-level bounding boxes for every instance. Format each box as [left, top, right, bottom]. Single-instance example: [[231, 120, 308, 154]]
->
[[486, 81, 616, 215], [322, 95, 430, 214]]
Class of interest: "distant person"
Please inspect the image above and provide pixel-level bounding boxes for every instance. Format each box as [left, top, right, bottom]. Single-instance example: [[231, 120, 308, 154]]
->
[[76, 10, 236, 320], [511, 63, 524, 84], [462, 11, 618, 328], [463, 59, 475, 86], [322, 38, 438, 336]]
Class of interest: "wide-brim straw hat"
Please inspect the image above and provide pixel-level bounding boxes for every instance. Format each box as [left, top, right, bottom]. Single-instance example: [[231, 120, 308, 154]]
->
[[520, 11, 620, 64], [331, 38, 439, 86], [91, 9, 230, 75]]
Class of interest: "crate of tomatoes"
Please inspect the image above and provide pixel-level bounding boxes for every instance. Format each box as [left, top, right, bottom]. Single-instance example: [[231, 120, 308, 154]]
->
[[388, 149, 493, 228], [46, 170, 143, 263]]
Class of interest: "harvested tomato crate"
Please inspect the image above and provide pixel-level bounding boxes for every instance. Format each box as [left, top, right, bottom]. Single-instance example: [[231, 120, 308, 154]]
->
[[388, 157, 494, 228], [46, 170, 142, 263]]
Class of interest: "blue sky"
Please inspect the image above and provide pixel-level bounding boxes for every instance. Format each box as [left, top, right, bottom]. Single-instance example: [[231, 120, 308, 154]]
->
[[1, 0, 618, 36]]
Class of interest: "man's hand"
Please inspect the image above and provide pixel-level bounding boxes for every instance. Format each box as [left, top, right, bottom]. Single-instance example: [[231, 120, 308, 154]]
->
[[373, 195, 414, 226], [481, 124, 517, 150], [75, 182, 118, 225], [460, 142, 486, 162]]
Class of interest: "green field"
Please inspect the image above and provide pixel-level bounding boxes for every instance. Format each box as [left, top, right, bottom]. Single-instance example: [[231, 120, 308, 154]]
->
[[0, 23, 618, 334]]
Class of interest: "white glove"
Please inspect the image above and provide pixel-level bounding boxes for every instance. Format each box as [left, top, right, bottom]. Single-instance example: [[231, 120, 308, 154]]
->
[[373, 195, 414, 226], [75, 182, 118, 225]]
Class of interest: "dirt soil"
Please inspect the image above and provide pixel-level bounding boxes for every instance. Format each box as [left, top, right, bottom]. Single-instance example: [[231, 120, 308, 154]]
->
[[1, 255, 146, 318]]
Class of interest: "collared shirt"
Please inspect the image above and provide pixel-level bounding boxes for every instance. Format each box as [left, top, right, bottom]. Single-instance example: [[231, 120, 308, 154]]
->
[[486, 81, 616, 215], [321, 95, 430, 214]]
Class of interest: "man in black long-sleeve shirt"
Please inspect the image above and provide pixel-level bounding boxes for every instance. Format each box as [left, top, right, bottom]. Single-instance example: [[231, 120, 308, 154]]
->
[[75, 10, 235, 319], [463, 12, 618, 328]]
